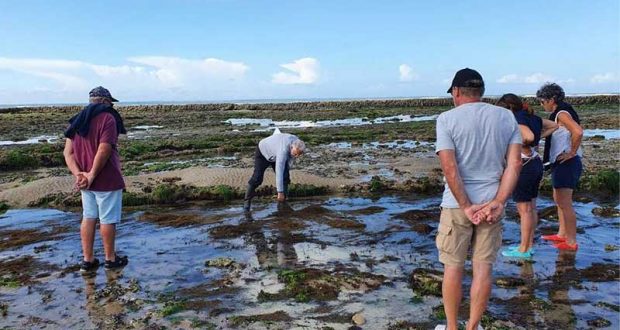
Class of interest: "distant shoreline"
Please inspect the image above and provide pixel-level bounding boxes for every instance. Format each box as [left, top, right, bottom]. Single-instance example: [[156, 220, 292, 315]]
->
[[1, 93, 618, 109], [1, 94, 618, 113]]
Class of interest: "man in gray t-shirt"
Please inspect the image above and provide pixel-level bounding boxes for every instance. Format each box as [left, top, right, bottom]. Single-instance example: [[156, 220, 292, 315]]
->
[[433, 68, 521, 330], [243, 132, 306, 212]]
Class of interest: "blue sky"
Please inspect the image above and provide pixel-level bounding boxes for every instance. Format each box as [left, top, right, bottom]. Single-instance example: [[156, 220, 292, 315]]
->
[[0, 0, 618, 104]]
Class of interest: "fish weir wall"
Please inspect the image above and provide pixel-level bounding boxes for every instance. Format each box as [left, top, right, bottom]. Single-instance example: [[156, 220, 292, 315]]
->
[[1, 95, 618, 114]]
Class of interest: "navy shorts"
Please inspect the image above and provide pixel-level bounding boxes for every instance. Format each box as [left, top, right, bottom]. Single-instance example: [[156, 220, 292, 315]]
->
[[513, 156, 543, 202], [551, 156, 583, 189]]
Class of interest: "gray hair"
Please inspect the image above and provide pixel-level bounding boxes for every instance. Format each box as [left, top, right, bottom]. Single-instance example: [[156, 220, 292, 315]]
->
[[458, 79, 485, 98], [536, 83, 565, 102], [291, 139, 306, 153], [89, 96, 113, 104]]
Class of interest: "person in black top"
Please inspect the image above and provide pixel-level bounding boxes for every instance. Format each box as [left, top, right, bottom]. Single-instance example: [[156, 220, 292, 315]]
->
[[496, 94, 557, 258]]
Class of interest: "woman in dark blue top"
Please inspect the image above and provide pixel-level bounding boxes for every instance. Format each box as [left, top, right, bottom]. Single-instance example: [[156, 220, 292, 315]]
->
[[496, 94, 558, 258]]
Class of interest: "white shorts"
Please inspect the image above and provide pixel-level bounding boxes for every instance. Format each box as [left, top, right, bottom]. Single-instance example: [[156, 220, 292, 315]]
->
[[81, 189, 123, 225]]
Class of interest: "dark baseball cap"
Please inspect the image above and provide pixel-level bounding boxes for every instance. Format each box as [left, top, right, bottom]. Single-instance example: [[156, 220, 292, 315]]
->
[[89, 86, 119, 102], [446, 68, 484, 94]]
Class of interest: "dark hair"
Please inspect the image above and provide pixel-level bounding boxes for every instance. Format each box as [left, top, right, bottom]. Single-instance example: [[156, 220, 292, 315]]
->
[[536, 83, 565, 103], [496, 93, 533, 114]]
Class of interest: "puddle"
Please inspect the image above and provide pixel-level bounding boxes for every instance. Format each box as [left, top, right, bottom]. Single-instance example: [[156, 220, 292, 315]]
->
[[327, 140, 433, 150], [224, 114, 438, 130], [584, 129, 619, 140], [0, 196, 618, 329], [0, 135, 59, 146], [132, 125, 164, 130]]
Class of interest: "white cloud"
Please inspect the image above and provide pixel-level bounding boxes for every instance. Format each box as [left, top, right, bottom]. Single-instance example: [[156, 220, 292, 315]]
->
[[272, 57, 320, 85], [0, 56, 250, 102], [399, 64, 419, 82], [590, 72, 618, 84], [496, 74, 519, 84], [524, 73, 554, 84], [496, 73, 555, 84]]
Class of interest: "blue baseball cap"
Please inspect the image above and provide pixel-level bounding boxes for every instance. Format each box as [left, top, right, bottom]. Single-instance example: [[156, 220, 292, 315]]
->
[[89, 86, 119, 102]]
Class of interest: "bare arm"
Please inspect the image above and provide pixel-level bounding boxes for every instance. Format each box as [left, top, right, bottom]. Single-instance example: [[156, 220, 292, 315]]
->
[[84, 143, 113, 188], [438, 150, 487, 223], [540, 119, 558, 138], [519, 124, 534, 145], [63, 139, 81, 176], [557, 112, 583, 156]]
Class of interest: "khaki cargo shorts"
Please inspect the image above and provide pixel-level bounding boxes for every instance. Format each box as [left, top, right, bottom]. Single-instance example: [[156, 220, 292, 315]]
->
[[436, 208, 503, 267]]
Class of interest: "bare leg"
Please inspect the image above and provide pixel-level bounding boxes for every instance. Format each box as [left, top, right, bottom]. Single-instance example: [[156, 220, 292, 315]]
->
[[81, 219, 97, 262], [529, 199, 538, 247], [553, 189, 566, 238], [554, 188, 577, 245], [442, 265, 464, 330], [517, 201, 536, 252], [468, 262, 493, 330], [100, 224, 116, 261]]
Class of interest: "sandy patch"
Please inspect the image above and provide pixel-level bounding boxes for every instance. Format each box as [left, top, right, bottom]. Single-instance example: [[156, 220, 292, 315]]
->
[[0, 167, 357, 208]]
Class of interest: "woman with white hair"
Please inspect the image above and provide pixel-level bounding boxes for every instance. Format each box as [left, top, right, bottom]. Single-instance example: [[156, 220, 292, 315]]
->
[[243, 131, 306, 211]]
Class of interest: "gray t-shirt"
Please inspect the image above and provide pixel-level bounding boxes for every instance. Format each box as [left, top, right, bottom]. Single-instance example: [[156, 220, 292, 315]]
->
[[435, 102, 522, 208], [258, 133, 298, 193]]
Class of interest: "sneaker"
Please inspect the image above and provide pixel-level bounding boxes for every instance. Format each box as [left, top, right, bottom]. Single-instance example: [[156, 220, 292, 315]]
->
[[541, 234, 566, 242], [507, 245, 536, 255], [553, 242, 578, 251], [434, 326, 446, 330], [80, 258, 100, 273], [502, 247, 533, 258], [104, 255, 129, 270]]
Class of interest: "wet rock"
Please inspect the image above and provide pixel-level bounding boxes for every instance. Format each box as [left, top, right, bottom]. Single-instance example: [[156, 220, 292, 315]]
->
[[495, 277, 526, 288], [349, 206, 386, 215], [386, 320, 428, 330], [409, 268, 443, 297], [0, 201, 9, 215], [0, 256, 59, 287], [604, 244, 619, 252], [0, 302, 7, 317], [209, 221, 260, 239], [587, 317, 611, 328], [580, 263, 620, 281], [352, 313, 365, 325], [312, 312, 354, 324], [538, 206, 558, 220], [228, 311, 292, 327], [139, 212, 221, 227], [595, 301, 620, 312], [592, 206, 620, 217], [33, 244, 52, 253], [205, 257, 236, 269], [411, 223, 433, 234], [394, 209, 437, 223], [0, 226, 72, 251]]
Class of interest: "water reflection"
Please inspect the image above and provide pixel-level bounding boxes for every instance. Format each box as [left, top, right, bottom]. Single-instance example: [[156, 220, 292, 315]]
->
[[82, 269, 126, 329]]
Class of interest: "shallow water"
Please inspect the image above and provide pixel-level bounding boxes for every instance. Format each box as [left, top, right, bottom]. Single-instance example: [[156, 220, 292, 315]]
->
[[0, 135, 59, 146], [224, 114, 439, 131], [583, 129, 619, 140], [0, 196, 618, 329]]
